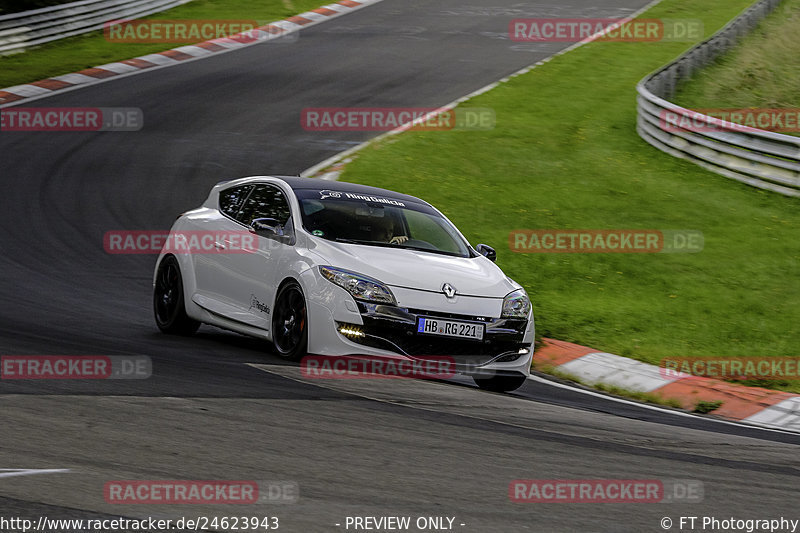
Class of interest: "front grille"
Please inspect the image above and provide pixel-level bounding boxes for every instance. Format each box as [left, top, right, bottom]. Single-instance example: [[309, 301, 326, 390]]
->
[[405, 308, 493, 322], [343, 315, 526, 363]]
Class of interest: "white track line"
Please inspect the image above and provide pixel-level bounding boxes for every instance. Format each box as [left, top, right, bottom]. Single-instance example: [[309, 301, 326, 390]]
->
[[0, 468, 72, 479]]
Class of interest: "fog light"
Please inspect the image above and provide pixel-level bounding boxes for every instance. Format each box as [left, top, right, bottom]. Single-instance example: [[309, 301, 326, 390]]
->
[[338, 324, 365, 338]]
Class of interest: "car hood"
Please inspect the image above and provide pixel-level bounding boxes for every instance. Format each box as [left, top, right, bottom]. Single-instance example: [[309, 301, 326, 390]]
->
[[308, 238, 518, 297]]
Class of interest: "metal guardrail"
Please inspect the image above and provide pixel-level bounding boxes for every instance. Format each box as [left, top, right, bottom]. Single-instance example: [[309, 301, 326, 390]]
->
[[0, 0, 194, 54], [636, 0, 800, 197]]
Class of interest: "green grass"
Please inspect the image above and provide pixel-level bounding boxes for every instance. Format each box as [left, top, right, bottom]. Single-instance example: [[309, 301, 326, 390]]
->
[[693, 400, 723, 414], [0, 0, 323, 88], [338, 0, 800, 392], [674, 0, 800, 111]]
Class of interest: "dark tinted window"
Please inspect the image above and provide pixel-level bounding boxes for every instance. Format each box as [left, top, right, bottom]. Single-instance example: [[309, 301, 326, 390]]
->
[[236, 184, 291, 226], [295, 189, 472, 257], [219, 185, 252, 218]]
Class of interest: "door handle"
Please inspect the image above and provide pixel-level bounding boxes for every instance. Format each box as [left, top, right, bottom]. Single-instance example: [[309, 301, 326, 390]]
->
[[215, 241, 226, 250]]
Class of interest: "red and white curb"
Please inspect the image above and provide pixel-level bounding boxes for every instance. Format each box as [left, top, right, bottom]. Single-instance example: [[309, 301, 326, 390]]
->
[[535, 338, 800, 433], [0, 0, 384, 108]]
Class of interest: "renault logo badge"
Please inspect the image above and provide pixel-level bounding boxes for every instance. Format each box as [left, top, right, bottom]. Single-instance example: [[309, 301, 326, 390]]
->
[[442, 283, 456, 299]]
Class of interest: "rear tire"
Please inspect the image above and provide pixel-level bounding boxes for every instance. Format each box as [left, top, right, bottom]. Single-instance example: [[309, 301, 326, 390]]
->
[[153, 256, 200, 335], [272, 280, 308, 361], [473, 374, 527, 392]]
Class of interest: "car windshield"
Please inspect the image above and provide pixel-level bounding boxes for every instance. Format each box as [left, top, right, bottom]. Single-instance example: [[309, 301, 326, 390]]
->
[[295, 188, 473, 258]]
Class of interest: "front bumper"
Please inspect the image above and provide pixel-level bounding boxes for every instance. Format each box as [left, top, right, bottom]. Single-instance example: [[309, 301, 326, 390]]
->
[[306, 297, 531, 378], [302, 268, 534, 377], [352, 301, 527, 361]]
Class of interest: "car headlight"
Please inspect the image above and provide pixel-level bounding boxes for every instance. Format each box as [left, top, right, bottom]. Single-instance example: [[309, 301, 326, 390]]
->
[[319, 266, 397, 305], [502, 288, 531, 318]]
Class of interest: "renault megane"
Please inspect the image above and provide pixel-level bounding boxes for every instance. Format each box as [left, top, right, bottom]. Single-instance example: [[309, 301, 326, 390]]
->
[[153, 176, 534, 392]]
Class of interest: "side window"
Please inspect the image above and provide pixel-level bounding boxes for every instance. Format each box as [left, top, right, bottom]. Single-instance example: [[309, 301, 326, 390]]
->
[[236, 184, 291, 226], [219, 185, 252, 219]]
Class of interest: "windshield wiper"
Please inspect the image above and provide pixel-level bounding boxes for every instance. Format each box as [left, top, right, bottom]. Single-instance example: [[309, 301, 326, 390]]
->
[[394, 245, 464, 257]]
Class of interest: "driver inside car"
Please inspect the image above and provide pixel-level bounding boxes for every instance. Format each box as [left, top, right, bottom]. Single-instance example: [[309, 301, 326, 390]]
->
[[371, 215, 408, 244]]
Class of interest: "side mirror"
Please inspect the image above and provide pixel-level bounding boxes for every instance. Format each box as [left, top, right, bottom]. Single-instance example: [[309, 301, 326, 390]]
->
[[251, 217, 284, 237], [475, 243, 496, 262], [250, 217, 296, 245], [250, 218, 294, 245]]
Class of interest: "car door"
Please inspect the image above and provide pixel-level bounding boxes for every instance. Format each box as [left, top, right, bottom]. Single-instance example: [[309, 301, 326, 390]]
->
[[232, 183, 295, 331], [192, 184, 261, 324]]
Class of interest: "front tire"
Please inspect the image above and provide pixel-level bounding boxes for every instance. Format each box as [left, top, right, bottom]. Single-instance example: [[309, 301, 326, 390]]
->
[[272, 280, 308, 361], [473, 374, 528, 392], [153, 256, 200, 335]]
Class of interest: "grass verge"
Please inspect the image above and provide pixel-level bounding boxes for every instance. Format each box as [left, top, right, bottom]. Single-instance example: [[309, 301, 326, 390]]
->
[[0, 0, 324, 88], [337, 0, 800, 392]]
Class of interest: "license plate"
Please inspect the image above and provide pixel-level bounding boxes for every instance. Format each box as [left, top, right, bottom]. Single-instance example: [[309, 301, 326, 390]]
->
[[417, 317, 484, 341]]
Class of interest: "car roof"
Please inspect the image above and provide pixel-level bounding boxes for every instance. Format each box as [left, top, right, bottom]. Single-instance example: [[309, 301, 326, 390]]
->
[[219, 175, 430, 206]]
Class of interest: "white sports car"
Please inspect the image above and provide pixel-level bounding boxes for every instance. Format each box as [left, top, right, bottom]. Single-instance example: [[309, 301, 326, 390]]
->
[[153, 176, 534, 392]]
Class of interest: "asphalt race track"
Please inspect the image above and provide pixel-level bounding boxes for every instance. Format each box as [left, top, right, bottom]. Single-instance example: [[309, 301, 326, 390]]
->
[[1, 0, 798, 531]]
